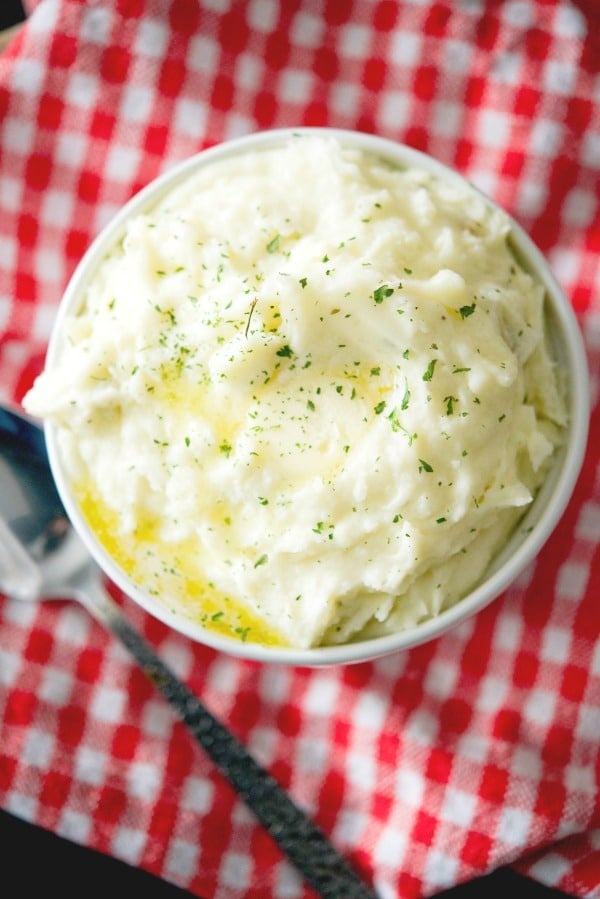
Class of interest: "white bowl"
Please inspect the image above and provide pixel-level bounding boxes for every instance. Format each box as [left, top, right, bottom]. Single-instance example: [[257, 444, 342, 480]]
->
[[43, 127, 590, 666]]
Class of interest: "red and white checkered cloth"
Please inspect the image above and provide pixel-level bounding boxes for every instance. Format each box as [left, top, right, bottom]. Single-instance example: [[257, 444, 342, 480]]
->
[[1, 1, 598, 897]]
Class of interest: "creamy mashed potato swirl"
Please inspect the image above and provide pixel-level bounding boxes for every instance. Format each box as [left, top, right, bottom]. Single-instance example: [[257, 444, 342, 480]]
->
[[25, 136, 567, 649]]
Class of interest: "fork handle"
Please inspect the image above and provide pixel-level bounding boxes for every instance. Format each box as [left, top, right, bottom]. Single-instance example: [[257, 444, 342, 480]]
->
[[76, 575, 377, 899]]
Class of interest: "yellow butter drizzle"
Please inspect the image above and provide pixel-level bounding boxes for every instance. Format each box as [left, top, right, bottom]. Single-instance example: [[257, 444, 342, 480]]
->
[[75, 482, 288, 648]]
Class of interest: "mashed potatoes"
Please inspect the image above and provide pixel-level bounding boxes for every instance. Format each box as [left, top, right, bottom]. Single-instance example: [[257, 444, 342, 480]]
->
[[24, 135, 567, 649]]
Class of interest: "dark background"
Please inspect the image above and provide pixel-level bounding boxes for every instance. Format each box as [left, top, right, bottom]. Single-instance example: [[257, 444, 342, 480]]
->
[[0, 805, 572, 899], [0, 1, 577, 896], [2, 0, 25, 31]]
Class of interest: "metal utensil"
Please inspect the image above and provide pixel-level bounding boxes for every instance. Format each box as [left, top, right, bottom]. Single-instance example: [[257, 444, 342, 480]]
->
[[0, 403, 377, 899]]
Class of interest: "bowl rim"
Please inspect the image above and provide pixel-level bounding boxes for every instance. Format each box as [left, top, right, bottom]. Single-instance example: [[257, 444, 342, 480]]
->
[[44, 126, 590, 666]]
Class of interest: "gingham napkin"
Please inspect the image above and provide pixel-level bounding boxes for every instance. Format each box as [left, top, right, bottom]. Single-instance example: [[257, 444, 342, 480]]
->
[[1, 1, 598, 897]]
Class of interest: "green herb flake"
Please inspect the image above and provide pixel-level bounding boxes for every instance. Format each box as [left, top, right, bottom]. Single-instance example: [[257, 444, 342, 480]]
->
[[373, 284, 394, 304], [444, 395, 458, 415], [459, 302, 476, 319], [266, 234, 280, 253], [374, 400, 387, 415], [401, 381, 410, 410], [388, 408, 401, 432], [419, 459, 434, 473], [276, 344, 293, 358], [423, 359, 437, 382], [254, 554, 268, 568]]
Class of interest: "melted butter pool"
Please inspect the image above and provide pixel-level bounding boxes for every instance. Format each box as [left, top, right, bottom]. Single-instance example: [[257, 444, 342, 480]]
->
[[75, 482, 288, 648]]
